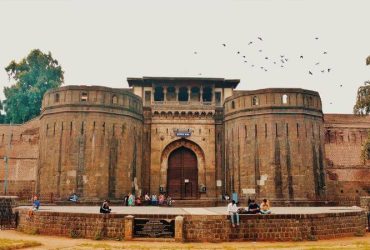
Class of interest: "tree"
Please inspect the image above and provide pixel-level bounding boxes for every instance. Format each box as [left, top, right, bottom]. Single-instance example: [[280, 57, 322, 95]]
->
[[2, 49, 64, 124], [0, 100, 5, 123]]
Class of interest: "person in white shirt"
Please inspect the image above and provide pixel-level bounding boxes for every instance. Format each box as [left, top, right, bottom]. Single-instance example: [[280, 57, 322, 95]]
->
[[227, 200, 240, 227]]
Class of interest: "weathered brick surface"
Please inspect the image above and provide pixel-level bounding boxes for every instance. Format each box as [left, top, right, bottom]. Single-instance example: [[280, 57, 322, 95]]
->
[[15, 208, 367, 242]]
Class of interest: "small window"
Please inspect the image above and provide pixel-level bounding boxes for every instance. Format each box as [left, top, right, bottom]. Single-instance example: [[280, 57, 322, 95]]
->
[[144, 91, 151, 105], [215, 92, 221, 106], [55, 93, 60, 103], [282, 94, 288, 104], [112, 95, 118, 104], [81, 92, 88, 102], [252, 96, 259, 106], [231, 101, 235, 109]]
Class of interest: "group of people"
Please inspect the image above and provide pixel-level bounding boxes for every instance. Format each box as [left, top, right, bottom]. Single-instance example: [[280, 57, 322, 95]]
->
[[123, 193, 174, 206], [227, 198, 271, 227]]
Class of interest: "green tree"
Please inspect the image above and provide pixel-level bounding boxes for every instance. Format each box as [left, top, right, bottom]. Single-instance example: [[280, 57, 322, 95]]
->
[[2, 49, 64, 123], [0, 100, 5, 123]]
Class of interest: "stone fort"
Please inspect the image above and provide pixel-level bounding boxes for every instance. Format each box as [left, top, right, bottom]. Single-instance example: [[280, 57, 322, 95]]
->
[[1, 76, 370, 205]]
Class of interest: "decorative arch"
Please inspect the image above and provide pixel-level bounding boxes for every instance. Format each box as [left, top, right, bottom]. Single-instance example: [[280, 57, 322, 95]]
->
[[160, 139, 206, 191]]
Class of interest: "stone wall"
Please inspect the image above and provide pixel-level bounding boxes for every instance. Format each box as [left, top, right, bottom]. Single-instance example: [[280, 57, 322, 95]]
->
[[37, 86, 143, 201], [0, 119, 39, 200], [15, 208, 367, 242], [224, 89, 325, 202], [0, 196, 18, 229], [324, 114, 370, 205]]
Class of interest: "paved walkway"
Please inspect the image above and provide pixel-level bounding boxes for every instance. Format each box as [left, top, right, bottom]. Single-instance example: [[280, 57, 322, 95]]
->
[[16, 205, 364, 215]]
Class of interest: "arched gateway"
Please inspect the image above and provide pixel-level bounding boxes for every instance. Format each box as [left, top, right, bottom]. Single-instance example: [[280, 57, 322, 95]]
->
[[167, 147, 198, 199], [160, 139, 206, 199]]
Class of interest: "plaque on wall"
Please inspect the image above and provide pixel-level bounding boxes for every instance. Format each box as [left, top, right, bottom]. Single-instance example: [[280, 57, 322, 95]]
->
[[133, 218, 175, 238]]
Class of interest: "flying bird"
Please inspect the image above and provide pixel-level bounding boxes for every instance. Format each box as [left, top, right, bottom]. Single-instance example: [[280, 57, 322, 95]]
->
[[258, 37, 263, 41], [280, 55, 284, 58], [323, 51, 328, 54], [248, 41, 253, 45], [243, 56, 246, 58], [265, 57, 269, 60], [273, 62, 277, 64], [281, 65, 284, 68], [315, 37, 319, 40], [251, 64, 255, 67], [309, 71, 313, 75], [222, 44, 226, 47], [328, 68, 331, 72], [339, 84, 343, 87], [258, 49, 263, 52], [281, 59, 285, 63], [330, 102, 333, 104], [285, 58, 288, 62], [315, 62, 320, 65], [194, 51, 197, 54], [300, 55, 303, 59], [237, 51, 240, 54], [244, 61, 247, 63], [264, 69, 268, 72], [321, 70, 325, 73]]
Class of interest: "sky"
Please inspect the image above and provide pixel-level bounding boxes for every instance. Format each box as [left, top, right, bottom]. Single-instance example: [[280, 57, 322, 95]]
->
[[0, 0, 369, 114]]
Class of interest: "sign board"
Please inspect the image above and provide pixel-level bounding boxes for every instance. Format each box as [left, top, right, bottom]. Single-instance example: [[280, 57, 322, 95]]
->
[[216, 180, 222, 187], [134, 218, 175, 238], [175, 131, 191, 137], [184, 179, 189, 183], [243, 188, 256, 194]]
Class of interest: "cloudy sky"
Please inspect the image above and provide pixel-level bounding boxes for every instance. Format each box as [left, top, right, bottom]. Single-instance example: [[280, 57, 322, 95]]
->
[[0, 0, 369, 114]]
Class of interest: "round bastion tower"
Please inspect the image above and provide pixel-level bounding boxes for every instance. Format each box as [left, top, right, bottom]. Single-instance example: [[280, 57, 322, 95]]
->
[[224, 88, 326, 203], [37, 86, 143, 201]]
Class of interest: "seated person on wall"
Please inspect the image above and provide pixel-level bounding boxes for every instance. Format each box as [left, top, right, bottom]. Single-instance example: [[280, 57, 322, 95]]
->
[[224, 193, 230, 201], [135, 196, 142, 206], [151, 194, 158, 206], [68, 193, 79, 202], [227, 200, 240, 228], [260, 199, 271, 214], [166, 196, 174, 206], [100, 200, 111, 214], [247, 199, 260, 214], [123, 194, 129, 206], [144, 193, 151, 206], [32, 195, 40, 211], [158, 194, 165, 205]]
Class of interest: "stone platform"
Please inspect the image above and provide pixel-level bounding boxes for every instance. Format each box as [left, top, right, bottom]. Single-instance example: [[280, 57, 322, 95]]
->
[[15, 206, 367, 242]]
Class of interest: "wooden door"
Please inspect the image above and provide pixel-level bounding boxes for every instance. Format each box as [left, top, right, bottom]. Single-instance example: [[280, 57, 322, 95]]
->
[[167, 147, 198, 199]]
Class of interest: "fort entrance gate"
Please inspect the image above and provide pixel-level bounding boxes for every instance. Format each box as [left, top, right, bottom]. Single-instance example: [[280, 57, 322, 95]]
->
[[167, 147, 198, 199]]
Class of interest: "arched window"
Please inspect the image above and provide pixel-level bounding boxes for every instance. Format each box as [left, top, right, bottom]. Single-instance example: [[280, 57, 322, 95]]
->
[[252, 96, 259, 106], [112, 95, 118, 104], [55, 93, 60, 103], [81, 92, 88, 102], [166, 86, 176, 101], [282, 94, 288, 104], [202, 87, 212, 102], [178, 87, 189, 101], [154, 86, 164, 101], [190, 87, 200, 101]]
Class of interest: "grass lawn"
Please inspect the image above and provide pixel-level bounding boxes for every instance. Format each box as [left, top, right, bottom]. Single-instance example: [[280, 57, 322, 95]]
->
[[0, 238, 41, 250]]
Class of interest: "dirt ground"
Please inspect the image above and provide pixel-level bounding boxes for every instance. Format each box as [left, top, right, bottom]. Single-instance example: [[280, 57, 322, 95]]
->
[[0, 230, 369, 250]]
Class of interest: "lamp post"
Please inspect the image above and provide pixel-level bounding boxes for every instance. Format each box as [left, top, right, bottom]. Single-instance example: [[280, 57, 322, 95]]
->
[[4, 156, 8, 195]]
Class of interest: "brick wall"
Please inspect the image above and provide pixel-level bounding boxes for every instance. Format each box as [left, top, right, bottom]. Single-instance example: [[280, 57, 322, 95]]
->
[[16, 208, 367, 242]]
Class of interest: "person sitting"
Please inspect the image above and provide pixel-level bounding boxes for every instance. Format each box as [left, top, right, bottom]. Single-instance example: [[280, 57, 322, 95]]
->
[[260, 199, 271, 214], [32, 195, 40, 211], [158, 194, 165, 205], [69, 193, 79, 202], [224, 193, 230, 201], [100, 200, 111, 213], [135, 196, 142, 206], [144, 193, 151, 206], [123, 194, 129, 206], [227, 200, 240, 227], [151, 194, 158, 206], [166, 196, 174, 206], [247, 199, 260, 214]]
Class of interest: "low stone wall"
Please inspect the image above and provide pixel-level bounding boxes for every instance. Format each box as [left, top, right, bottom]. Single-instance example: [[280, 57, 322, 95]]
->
[[15, 208, 367, 242]]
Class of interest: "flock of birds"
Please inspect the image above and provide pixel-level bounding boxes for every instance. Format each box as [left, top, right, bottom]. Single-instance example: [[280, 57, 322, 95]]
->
[[193, 36, 341, 104], [193, 36, 334, 76]]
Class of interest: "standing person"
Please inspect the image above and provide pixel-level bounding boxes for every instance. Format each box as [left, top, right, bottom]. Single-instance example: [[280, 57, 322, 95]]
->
[[123, 194, 129, 206], [260, 199, 271, 214], [227, 200, 240, 227], [100, 200, 111, 213], [128, 193, 135, 206], [32, 195, 40, 211]]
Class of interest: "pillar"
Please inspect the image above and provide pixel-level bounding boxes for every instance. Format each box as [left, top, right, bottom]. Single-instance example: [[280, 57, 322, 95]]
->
[[124, 215, 134, 240], [175, 216, 184, 242]]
